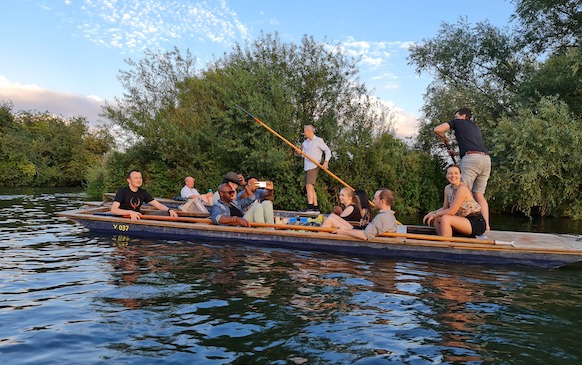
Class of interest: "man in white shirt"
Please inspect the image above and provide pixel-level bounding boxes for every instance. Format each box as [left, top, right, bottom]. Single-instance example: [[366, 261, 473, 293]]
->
[[179, 176, 212, 213], [301, 124, 331, 213]]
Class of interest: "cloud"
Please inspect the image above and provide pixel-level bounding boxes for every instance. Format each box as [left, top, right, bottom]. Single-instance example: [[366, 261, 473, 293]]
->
[[383, 83, 400, 90], [393, 109, 420, 141], [375, 97, 420, 140], [341, 37, 411, 68], [54, 0, 249, 51], [0, 75, 106, 126]]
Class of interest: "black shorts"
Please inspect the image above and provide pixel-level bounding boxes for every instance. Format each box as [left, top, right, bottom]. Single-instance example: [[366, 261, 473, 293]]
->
[[466, 212, 486, 236]]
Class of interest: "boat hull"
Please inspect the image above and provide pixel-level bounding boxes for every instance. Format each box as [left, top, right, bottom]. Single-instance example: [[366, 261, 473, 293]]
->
[[60, 207, 582, 269]]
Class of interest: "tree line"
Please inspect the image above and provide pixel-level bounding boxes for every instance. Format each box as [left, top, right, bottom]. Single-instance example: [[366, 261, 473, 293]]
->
[[0, 101, 113, 187], [3, 0, 580, 219], [92, 34, 444, 214]]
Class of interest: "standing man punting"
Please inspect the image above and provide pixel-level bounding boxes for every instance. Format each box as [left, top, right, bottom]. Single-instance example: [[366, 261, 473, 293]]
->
[[301, 124, 331, 213], [434, 108, 491, 230]]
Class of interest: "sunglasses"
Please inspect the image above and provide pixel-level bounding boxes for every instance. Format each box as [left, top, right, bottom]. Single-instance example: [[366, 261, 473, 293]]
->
[[220, 190, 236, 195]]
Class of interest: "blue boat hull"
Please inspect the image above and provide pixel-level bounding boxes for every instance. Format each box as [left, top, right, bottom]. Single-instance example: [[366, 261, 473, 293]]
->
[[65, 209, 582, 269]]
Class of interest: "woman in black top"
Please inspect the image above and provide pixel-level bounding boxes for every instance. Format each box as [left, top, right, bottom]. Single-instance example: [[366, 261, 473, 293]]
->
[[321, 187, 363, 229]]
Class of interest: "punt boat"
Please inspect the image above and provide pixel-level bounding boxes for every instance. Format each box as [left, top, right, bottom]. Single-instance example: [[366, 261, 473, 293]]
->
[[59, 206, 582, 269]]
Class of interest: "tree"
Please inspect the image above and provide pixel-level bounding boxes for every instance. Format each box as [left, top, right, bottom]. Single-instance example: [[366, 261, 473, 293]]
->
[[0, 100, 15, 129], [489, 97, 582, 218], [98, 33, 410, 211], [518, 47, 582, 117], [510, 0, 582, 118], [511, 0, 582, 53], [408, 18, 535, 159], [408, 18, 531, 119], [408, 2, 582, 218], [0, 104, 114, 187]]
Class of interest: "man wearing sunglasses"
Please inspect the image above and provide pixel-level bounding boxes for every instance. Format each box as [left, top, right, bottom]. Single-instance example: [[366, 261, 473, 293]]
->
[[210, 183, 267, 227]]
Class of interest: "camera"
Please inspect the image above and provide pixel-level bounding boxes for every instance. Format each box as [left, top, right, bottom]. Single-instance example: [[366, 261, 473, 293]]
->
[[256, 181, 267, 188]]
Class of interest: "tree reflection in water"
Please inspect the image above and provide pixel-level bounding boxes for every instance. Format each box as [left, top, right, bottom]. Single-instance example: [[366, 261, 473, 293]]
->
[[96, 237, 576, 364]]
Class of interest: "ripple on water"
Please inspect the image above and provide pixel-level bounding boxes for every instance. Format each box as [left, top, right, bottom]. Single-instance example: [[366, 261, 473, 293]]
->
[[1, 190, 582, 364]]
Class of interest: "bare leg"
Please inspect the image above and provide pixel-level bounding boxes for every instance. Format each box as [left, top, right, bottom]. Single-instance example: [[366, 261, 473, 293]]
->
[[321, 213, 353, 229], [434, 217, 442, 235], [439, 215, 473, 237], [473, 192, 490, 230], [306, 183, 317, 206]]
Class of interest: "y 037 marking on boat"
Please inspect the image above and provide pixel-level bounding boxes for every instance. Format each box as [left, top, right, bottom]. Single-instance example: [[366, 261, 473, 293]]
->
[[113, 224, 130, 231]]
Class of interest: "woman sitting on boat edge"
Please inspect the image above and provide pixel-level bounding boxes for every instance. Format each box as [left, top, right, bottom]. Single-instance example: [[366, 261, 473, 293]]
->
[[423, 164, 486, 237], [321, 187, 364, 230], [333, 189, 398, 240]]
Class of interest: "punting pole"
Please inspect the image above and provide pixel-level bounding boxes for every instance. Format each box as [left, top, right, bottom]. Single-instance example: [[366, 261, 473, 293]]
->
[[235, 104, 377, 208]]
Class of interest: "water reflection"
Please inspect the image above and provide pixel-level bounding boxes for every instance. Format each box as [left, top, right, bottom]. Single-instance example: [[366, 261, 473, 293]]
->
[[1, 189, 582, 364]]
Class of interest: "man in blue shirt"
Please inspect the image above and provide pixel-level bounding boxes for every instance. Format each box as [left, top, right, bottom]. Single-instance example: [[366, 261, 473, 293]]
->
[[211, 183, 259, 227]]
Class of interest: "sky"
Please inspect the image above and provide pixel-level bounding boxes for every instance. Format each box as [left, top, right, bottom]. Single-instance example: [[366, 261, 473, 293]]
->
[[0, 0, 517, 140]]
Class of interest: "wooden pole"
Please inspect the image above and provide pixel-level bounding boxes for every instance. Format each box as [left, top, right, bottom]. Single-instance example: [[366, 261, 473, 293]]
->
[[236, 104, 356, 191], [235, 104, 383, 214]]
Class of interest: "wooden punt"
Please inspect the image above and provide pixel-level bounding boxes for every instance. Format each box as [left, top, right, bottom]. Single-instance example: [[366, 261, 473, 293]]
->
[[59, 206, 582, 269]]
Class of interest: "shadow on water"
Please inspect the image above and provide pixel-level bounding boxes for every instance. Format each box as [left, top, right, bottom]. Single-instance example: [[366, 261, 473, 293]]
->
[[1, 188, 581, 364]]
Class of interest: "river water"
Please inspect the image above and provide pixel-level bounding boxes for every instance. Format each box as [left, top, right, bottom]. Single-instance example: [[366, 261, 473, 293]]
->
[[1, 188, 581, 364]]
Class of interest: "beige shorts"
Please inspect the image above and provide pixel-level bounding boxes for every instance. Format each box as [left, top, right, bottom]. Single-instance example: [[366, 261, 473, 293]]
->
[[460, 154, 491, 193], [305, 168, 319, 185]]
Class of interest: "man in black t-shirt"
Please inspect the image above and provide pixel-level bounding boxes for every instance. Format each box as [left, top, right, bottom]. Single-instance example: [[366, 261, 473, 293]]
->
[[434, 108, 491, 230], [111, 170, 178, 221]]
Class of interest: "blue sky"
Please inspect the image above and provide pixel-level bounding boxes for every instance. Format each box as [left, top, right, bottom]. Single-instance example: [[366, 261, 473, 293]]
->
[[0, 0, 516, 139]]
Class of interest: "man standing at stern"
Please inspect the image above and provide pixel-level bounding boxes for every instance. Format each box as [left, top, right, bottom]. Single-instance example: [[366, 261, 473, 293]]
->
[[301, 124, 331, 213], [434, 108, 491, 230]]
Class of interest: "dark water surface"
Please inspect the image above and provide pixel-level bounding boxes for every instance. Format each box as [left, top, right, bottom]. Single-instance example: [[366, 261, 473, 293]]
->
[[1, 188, 581, 364]]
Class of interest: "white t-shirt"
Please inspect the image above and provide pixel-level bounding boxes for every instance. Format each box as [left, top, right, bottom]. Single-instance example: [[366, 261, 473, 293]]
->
[[181, 186, 200, 199]]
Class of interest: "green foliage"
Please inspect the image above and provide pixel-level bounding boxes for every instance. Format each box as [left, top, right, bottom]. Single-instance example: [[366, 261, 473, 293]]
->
[[408, 18, 529, 116], [0, 104, 114, 187], [84, 160, 109, 200], [518, 47, 582, 116], [489, 97, 582, 218], [511, 0, 582, 53], [409, 1, 582, 218], [98, 33, 440, 215], [0, 101, 15, 128], [95, 21, 579, 220], [408, 18, 532, 156]]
